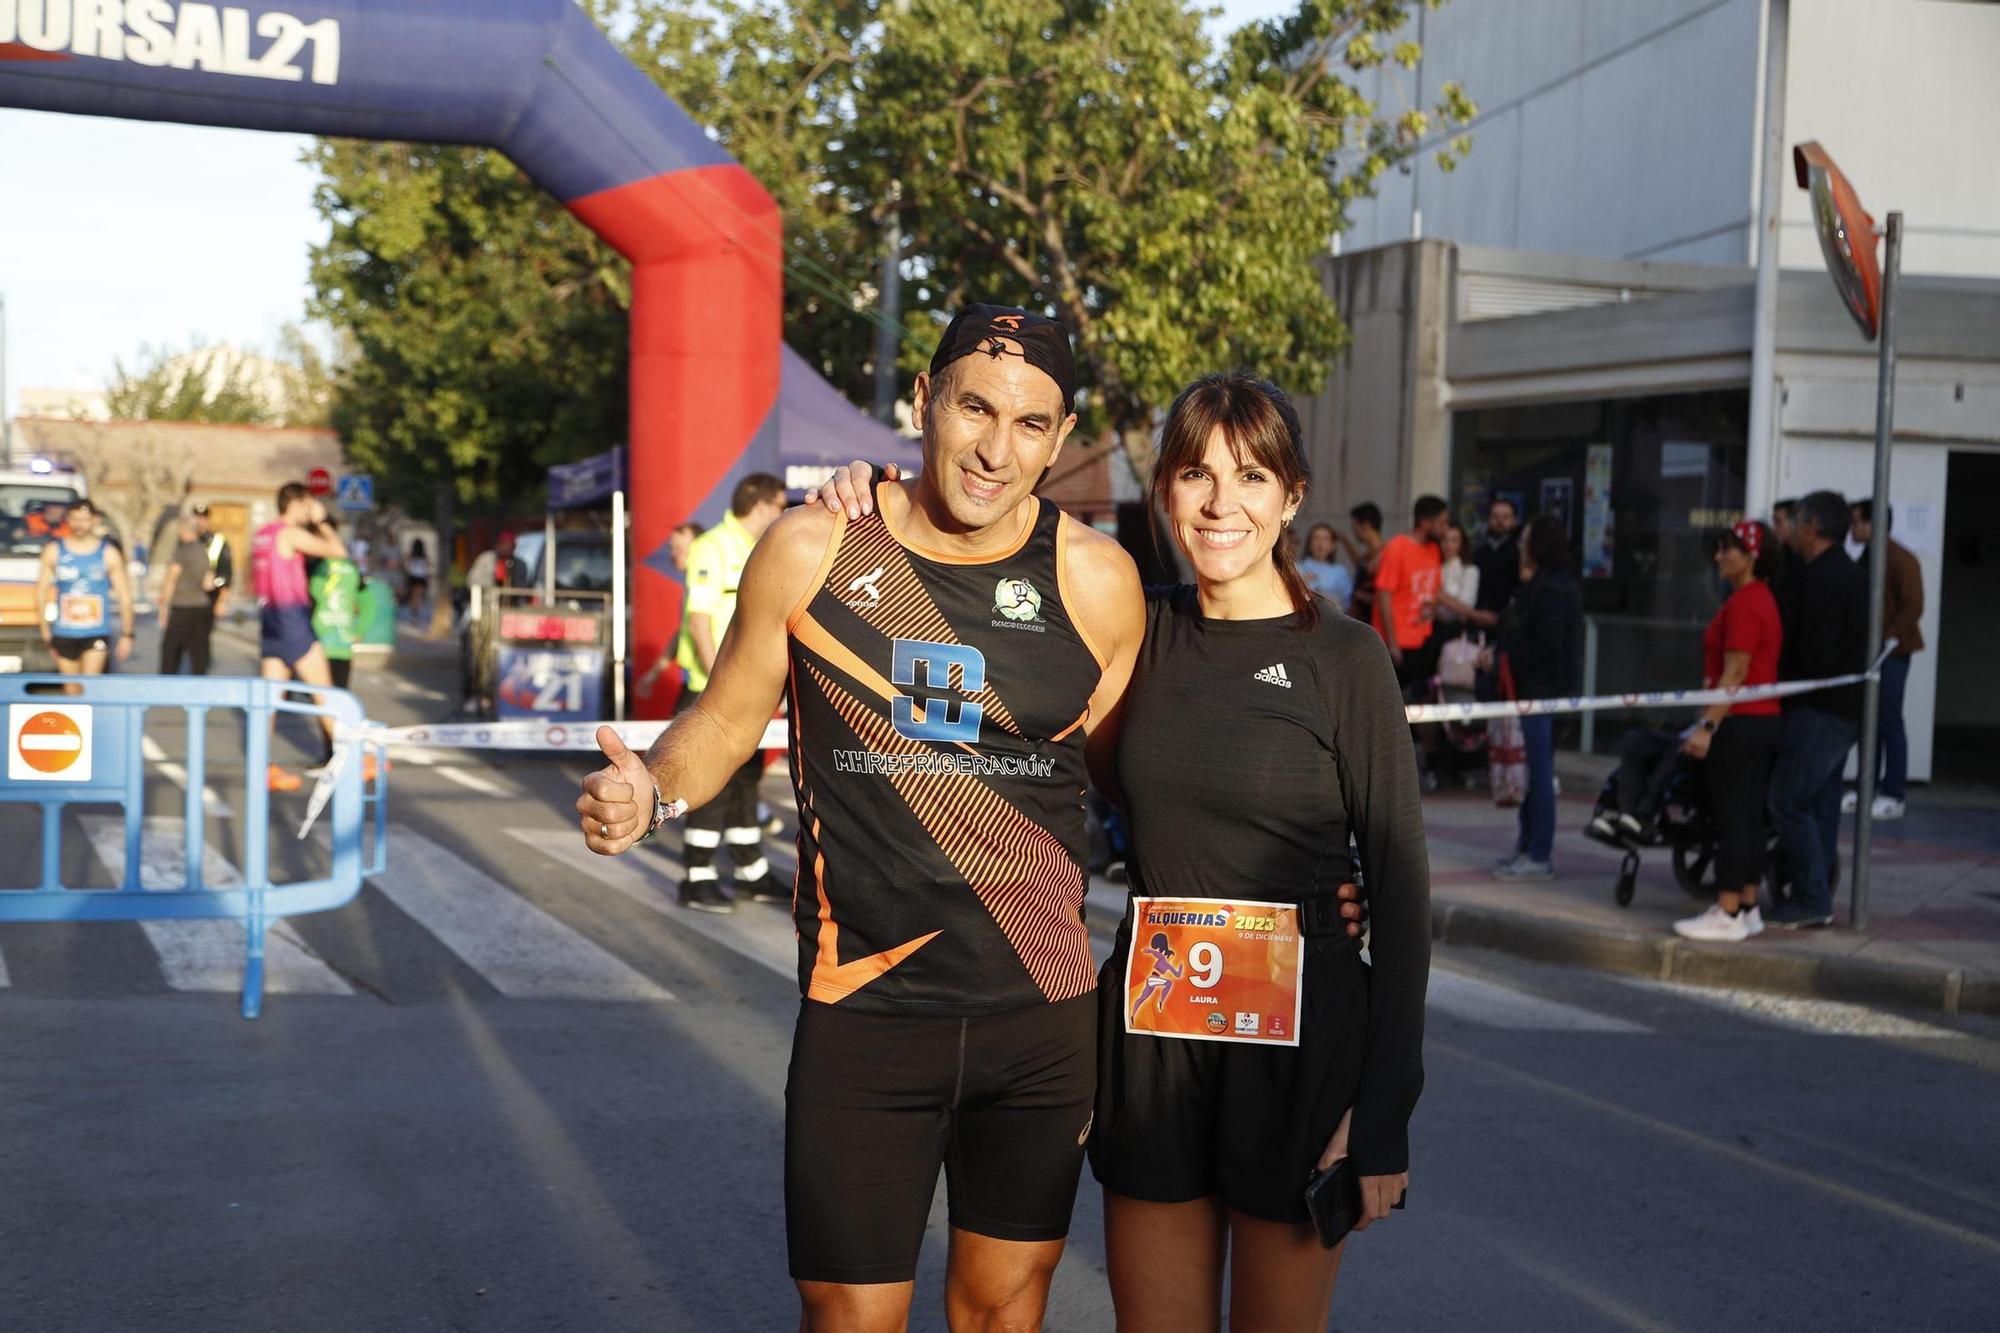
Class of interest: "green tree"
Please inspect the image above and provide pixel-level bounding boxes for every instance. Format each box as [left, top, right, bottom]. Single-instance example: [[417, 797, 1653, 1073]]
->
[[307, 139, 632, 514], [106, 343, 276, 425], [105, 329, 338, 427], [853, 0, 1474, 473], [307, 0, 1473, 508]]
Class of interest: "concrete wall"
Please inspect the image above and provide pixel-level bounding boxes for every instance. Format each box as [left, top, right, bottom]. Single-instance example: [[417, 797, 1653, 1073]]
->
[[1293, 241, 1452, 533], [1780, 0, 2000, 280], [1339, 0, 2000, 282], [1340, 0, 1761, 263]]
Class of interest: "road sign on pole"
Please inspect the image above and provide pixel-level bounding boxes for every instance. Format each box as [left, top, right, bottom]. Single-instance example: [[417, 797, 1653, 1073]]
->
[[1794, 140, 1897, 933], [335, 475, 376, 512], [307, 467, 333, 498]]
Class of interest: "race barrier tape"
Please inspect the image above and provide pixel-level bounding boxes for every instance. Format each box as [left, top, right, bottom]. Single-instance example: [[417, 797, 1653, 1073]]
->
[[357, 643, 1895, 754]]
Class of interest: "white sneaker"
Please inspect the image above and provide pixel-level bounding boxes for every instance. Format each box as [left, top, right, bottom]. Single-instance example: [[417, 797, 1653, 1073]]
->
[[1840, 790, 1859, 814], [1870, 795, 1905, 820], [1673, 903, 1753, 942], [1741, 906, 1765, 937]]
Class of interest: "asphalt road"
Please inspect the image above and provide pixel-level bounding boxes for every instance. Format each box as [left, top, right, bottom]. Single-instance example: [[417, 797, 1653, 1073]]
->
[[4, 625, 1998, 1331]]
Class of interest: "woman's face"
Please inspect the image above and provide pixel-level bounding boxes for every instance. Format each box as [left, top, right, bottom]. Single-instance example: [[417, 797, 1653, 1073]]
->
[[1441, 526, 1464, 562], [1167, 426, 1297, 589], [1306, 525, 1336, 562], [1715, 540, 1749, 583]]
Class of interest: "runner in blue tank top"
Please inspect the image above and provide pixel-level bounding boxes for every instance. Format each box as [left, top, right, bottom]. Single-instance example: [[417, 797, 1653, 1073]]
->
[[35, 498, 134, 690]]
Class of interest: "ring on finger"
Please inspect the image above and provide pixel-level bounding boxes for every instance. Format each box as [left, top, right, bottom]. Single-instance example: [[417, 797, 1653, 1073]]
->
[[599, 823, 610, 838]]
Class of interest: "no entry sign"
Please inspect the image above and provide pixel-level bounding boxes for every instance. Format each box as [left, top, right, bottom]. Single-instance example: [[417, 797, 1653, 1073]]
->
[[307, 468, 334, 498], [8, 705, 93, 783]]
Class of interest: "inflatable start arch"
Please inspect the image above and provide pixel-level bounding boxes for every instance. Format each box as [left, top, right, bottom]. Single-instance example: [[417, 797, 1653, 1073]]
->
[[2, 0, 823, 717]]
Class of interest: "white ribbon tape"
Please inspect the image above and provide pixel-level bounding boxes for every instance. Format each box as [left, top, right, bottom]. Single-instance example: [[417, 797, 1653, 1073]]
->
[[361, 645, 1894, 754]]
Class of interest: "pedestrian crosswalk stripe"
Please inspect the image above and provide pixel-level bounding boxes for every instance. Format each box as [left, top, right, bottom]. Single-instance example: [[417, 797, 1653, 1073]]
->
[[76, 815, 353, 996], [372, 828, 672, 1002], [505, 827, 799, 983], [1427, 967, 1648, 1033]]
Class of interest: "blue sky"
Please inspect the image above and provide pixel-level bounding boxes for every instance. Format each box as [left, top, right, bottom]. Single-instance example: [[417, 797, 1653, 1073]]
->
[[0, 0, 1295, 415]]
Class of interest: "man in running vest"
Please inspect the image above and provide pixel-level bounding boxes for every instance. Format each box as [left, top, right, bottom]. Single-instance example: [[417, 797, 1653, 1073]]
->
[[669, 473, 787, 913], [35, 497, 135, 690], [579, 306, 1148, 1330]]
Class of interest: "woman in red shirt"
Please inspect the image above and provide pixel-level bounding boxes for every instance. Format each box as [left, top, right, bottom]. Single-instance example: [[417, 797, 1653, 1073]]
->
[[1673, 520, 1785, 942]]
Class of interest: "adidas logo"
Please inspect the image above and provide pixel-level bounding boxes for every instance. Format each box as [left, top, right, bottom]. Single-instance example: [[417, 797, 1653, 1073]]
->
[[1253, 663, 1293, 688]]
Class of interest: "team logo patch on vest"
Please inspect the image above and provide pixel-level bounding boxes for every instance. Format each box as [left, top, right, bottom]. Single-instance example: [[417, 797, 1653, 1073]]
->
[[991, 577, 1044, 631]]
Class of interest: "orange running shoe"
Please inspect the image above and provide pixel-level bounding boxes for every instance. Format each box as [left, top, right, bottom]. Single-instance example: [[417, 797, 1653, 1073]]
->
[[267, 764, 304, 793], [361, 753, 387, 784]]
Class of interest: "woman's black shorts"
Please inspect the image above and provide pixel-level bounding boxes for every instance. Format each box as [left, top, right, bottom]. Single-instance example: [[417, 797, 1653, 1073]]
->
[[1089, 917, 1370, 1225]]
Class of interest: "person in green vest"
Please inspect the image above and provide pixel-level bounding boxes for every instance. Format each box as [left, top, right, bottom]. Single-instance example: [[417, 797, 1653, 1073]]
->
[[308, 515, 364, 769]]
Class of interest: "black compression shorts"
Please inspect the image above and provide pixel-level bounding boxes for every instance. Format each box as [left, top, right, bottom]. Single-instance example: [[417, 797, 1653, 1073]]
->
[[49, 635, 109, 662], [784, 992, 1096, 1284], [1089, 918, 1370, 1224]]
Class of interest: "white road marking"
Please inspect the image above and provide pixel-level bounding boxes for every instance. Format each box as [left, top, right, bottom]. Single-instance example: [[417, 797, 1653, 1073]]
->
[[142, 734, 233, 815], [505, 827, 799, 982], [1427, 967, 1650, 1033], [1616, 977, 1963, 1039], [435, 765, 508, 797], [0, 941, 10, 988], [372, 829, 672, 1002], [390, 680, 450, 702], [75, 815, 352, 995]]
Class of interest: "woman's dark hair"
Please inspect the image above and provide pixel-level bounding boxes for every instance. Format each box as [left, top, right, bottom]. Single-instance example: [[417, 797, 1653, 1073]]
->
[[1149, 370, 1318, 627], [1522, 514, 1571, 574], [1716, 521, 1779, 582], [1304, 522, 1339, 561]]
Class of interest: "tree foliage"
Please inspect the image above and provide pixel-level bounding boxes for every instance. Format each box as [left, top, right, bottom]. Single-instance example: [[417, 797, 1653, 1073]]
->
[[306, 0, 1473, 508], [105, 332, 335, 428]]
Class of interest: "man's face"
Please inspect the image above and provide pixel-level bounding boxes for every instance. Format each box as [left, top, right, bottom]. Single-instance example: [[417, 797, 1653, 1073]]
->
[[194, 511, 213, 536], [1350, 517, 1377, 546], [1850, 509, 1871, 545], [668, 529, 694, 571], [913, 348, 1074, 532], [1420, 512, 1449, 542], [1487, 502, 1516, 536], [1771, 509, 1793, 542], [66, 506, 95, 539]]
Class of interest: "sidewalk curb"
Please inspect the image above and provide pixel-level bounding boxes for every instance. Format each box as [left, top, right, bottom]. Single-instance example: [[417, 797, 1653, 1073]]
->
[[1433, 901, 1995, 1017], [1089, 892, 1994, 1016]]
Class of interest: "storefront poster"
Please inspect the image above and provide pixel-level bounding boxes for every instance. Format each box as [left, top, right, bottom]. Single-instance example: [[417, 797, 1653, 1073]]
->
[[1583, 445, 1614, 579]]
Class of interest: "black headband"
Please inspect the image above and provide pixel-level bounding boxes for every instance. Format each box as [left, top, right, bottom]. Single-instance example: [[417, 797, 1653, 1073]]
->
[[928, 304, 1076, 416]]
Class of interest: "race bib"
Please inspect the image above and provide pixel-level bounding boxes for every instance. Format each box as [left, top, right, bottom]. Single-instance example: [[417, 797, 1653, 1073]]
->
[[1122, 897, 1304, 1046], [58, 593, 105, 629]]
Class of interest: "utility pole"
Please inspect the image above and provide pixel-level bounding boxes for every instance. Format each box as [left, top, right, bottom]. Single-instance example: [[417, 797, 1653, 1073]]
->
[[1744, 0, 1789, 522], [1, 292, 11, 465], [873, 185, 903, 426]]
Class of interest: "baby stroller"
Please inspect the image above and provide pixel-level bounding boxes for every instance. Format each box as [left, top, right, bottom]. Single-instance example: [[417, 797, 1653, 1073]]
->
[[1585, 763, 1834, 909]]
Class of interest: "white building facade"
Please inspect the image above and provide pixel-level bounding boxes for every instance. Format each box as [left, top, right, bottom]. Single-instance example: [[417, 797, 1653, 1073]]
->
[[1300, 0, 2000, 783]]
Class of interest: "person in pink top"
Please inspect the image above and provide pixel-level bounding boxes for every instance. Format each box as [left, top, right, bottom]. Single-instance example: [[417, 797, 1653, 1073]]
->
[[253, 483, 356, 792]]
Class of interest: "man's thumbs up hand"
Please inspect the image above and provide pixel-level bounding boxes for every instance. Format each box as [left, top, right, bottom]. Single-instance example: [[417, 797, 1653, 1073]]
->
[[578, 725, 654, 855]]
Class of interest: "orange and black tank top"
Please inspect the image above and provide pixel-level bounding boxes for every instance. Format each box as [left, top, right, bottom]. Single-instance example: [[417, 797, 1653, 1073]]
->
[[785, 487, 1105, 1016]]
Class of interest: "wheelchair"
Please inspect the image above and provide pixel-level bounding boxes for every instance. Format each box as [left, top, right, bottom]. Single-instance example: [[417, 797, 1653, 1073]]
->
[[1586, 764, 1834, 909]]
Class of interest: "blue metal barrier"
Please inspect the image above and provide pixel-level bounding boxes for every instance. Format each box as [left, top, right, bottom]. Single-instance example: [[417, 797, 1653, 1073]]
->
[[0, 675, 387, 1018]]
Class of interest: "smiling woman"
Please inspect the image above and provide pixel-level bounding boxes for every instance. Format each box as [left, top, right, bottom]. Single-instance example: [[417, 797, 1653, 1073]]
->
[[1150, 372, 1318, 627]]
